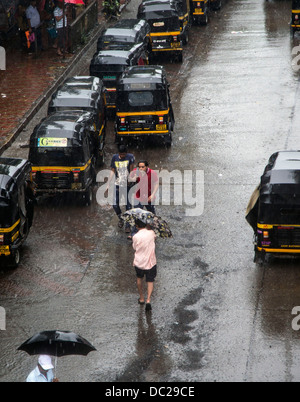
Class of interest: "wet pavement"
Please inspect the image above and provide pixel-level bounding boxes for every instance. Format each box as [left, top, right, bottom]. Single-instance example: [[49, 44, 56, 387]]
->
[[1, 0, 300, 383]]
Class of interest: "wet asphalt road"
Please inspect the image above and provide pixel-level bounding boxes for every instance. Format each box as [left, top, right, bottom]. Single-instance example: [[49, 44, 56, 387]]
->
[[1, 0, 300, 382]]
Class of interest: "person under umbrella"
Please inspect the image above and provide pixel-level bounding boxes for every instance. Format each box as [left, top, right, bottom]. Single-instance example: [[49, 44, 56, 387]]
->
[[26, 355, 58, 382], [18, 330, 96, 381]]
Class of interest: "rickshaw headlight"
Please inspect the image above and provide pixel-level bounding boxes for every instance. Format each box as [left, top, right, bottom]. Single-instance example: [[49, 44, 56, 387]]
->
[[0, 235, 4, 244], [120, 118, 126, 125], [159, 116, 164, 124]]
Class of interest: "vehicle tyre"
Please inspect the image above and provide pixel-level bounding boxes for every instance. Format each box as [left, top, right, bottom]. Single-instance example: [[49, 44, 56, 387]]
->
[[182, 31, 189, 45], [10, 249, 20, 268], [98, 149, 105, 167], [201, 13, 209, 25], [177, 52, 183, 63], [163, 134, 172, 147], [82, 187, 93, 206]]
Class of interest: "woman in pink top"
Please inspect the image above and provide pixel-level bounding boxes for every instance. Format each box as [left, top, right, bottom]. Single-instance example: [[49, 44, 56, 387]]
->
[[132, 220, 157, 312]]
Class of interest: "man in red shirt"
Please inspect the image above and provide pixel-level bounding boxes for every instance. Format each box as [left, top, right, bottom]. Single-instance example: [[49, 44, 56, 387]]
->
[[131, 160, 159, 214]]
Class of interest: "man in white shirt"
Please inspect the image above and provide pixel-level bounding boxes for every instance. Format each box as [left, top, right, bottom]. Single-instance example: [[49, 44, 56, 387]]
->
[[26, 0, 42, 51], [26, 355, 56, 382]]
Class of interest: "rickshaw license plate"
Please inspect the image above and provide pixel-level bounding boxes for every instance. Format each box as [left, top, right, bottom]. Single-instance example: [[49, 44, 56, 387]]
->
[[156, 124, 167, 131], [195, 9, 203, 13]]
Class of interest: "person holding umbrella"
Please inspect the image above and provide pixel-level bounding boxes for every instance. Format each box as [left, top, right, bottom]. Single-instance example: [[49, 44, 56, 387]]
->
[[26, 355, 58, 382], [18, 330, 96, 381]]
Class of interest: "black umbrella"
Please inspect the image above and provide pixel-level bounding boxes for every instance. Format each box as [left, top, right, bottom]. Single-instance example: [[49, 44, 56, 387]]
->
[[17, 330, 96, 357]]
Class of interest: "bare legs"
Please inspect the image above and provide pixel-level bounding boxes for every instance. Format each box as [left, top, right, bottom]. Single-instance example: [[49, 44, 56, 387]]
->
[[137, 278, 154, 304]]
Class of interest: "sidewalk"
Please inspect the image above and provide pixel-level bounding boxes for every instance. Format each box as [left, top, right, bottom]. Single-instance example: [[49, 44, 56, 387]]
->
[[0, 1, 110, 153]]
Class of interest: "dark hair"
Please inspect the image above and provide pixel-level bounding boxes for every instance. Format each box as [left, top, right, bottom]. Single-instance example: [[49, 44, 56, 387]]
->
[[136, 219, 146, 229], [138, 160, 149, 167], [118, 144, 128, 153]]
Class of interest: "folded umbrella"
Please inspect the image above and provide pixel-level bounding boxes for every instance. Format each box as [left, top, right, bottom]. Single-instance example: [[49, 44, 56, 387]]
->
[[17, 330, 96, 357], [64, 0, 85, 4]]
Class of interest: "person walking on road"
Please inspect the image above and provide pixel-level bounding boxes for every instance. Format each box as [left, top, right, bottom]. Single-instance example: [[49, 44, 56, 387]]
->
[[130, 160, 159, 214], [26, 355, 58, 382], [105, 144, 135, 232], [132, 220, 157, 312]]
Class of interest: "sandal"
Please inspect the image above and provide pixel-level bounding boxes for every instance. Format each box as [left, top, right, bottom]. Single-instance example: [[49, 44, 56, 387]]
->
[[138, 299, 145, 305], [127, 236, 132, 240], [145, 303, 152, 312]]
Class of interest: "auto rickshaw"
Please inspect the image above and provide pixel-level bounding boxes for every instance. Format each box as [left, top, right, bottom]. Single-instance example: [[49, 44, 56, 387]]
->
[[137, 0, 183, 62], [0, 158, 34, 267], [190, 0, 210, 25], [29, 111, 97, 205], [47, 76, 106, 166], [140, 0, 190, 45], [90, 44, 149, 116], [246, 151, 300, 263], [291, 0, 300, 35], [115, 65, 175, 145], [97, 19, 151, 53]]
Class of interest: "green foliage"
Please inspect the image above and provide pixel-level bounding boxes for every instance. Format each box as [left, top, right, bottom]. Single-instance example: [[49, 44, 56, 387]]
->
[[102, 0, 120, 17]]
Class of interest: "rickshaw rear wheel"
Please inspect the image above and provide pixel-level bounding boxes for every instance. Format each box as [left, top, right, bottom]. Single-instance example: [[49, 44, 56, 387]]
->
[[10, 249, 20, 268], [163, 134, 172, 147], [254, 247, 266, 266], [82, 186, 93, 206]]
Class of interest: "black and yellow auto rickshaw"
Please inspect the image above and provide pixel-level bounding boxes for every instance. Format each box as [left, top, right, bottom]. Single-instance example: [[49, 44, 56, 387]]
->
[[29, 111, 97, 205], [115, 65, 175, 145], [190, 0, 210, 25], [90, 45, 149, 116], [137, 0, 183, 62], [171, 0, 191, 44], [47, 76, 106, 166], [246, 151, 300, 263], [0, 158, 34, 267], [97, 19, 151, 53], [291, 0, 300, 35]]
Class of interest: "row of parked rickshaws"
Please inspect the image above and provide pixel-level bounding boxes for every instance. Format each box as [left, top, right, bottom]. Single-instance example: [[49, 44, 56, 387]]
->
[[0, 0, 226, 267]]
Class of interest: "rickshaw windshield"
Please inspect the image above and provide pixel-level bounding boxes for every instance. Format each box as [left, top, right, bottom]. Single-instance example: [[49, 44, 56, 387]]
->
[[99, 36, 136, 47], [0, 200, 17, 228], [117, 90, 168, 112], [139, 8, 178, 19], [30, 147, 85, 167], [259, 195, 300, 225], [50, 106, 94, 113]]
